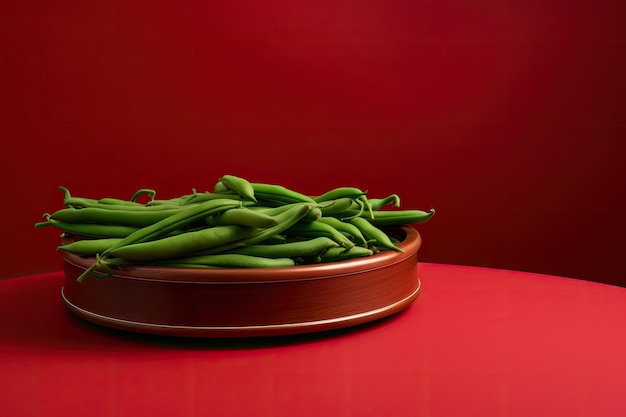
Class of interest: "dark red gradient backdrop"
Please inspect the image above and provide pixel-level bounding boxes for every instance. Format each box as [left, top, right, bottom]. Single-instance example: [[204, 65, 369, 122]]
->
[[1, 1, 625, 285]]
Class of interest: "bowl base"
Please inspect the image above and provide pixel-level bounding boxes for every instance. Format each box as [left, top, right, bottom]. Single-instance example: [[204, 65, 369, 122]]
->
[[61, 279, 420, 338]]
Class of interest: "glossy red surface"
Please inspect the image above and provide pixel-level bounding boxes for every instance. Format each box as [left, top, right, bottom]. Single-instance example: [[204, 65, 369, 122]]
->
[[61, 227, 421, 337], [1, 263, 625, 416]]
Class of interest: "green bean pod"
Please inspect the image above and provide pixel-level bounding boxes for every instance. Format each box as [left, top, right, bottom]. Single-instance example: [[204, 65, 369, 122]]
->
[[59, 186, 99, 207], [251, 183, 316, 205], [35, 219, 140, 238], [97, 198, 144, 206], [333, 208, 434, 225], [366, 208, 435, 226], [130, 188, 156, 203], [213, 181, 230, 193], [50, 207, 181, 227], [219, 175, 257, 202], [181, 192, 243, 205], [108, 224, 259, 261], [368, 194, 401, 210], [57, 238, 123, 256], [318, 198, 357, 216], [102, 198, 246, 254], [316, 217, 368, 246], [146, 194, 195, 206], [205, 207, 278, 228], [253, 203, 322, 222], [313, 187, 366, 203], [319, 246, 374, 262], [194, 203, 314, 255], [227, 236, 339, 258], [63, 197, 182, 211], [70, 199, 247, 281], [155, 254, 296, 268], [349, 217, 403, 253], [285, 221, 355, 249]]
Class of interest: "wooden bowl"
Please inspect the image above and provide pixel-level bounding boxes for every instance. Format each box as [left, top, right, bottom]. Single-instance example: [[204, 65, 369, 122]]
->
[[61, 226, 422, 337]]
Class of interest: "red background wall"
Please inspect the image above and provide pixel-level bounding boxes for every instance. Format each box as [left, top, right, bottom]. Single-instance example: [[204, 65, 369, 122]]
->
[[1, 1, 625, 285]]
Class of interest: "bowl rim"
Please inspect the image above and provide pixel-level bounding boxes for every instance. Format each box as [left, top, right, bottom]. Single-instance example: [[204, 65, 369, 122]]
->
[[62, 225, 421, 284]]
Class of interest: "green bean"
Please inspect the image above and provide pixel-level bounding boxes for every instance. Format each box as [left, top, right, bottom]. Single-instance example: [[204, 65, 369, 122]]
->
[[180, 192, 244, 205], [334, 208, 434, 225], [251, 183, 316, 205], [252, 203, 322, 222], [286, 221, 355, 249], [193, 203, 314, 255], [213, 181, 230, 193], [317, 217, 368, 246], [227, 236, 339, 258], [338, 197, 365, 220], [219, 174, 257, 202], [50, 207, 181, 227], [75, 198, 245, 281], [154, 254, 296, 268], [98, 198, 143, 206], [205, 207, 278, 228], [349, 217, 403, 253], [313, 187, 366, 203], [59, 186, 99, 206], [35, 219, 140, 238], [364, 208, 435, 226], [318, 198, 357, 216], [108, 224, 260, 261], [57, 238, 123, 256], [263, 234, 287, 244], [63, 197, 182, 211], [130, 188, 156, 203], [357, 195, 374, 219], [319, 246, 374, 262], [368, 194, 401, 210], [146, 194, 195, 206], [99, 199, 246, 252]]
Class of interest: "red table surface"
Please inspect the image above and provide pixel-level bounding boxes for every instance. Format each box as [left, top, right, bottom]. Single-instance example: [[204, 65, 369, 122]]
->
[[1, 263, 625, 417]]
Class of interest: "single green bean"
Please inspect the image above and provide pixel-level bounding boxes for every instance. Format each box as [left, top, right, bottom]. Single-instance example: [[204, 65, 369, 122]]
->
[[219, 175, 257, 202], [108, 224, 259, 261], [181, 192, 244, 205], [50, 207, 181, 227], [365, 208, 435, 226], [368, 194, 401, 210], [63, 197, 182, 211], [57, 238, 123, 256], [35, 219, 140, 238], [227, 236, 339, 258], [286, 221, 355, 249], [205, 207, 278, 228], [213, 181, 231, 193], [98, 198, 144, 206], [334, 208, 435, 225], [59, 186, 99, 206], [155, 254, 296, 268], [349, 217, 403, 253], [253, 203, 322, 222], [317, 217, 368, 246], [318, 198, 357, 216], [130, 188, 156, 203], [251, 183, 316, 205], [319, 246, 374, 262], [313, 187, 366, 203]]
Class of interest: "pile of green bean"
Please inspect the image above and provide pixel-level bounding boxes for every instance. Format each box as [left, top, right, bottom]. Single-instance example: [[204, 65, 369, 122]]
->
[[35, 175, 434, 281]]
